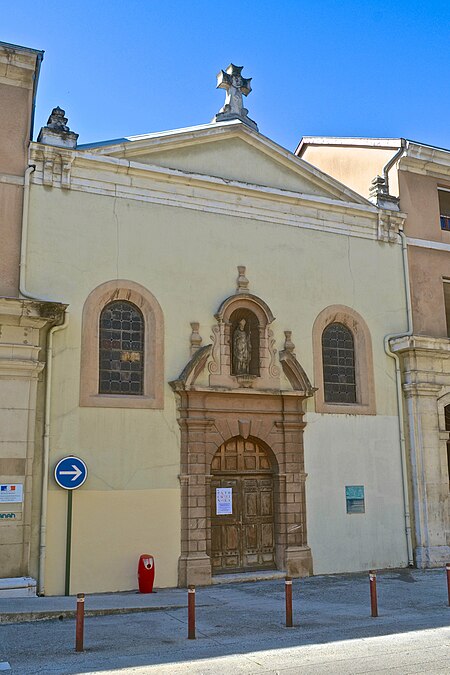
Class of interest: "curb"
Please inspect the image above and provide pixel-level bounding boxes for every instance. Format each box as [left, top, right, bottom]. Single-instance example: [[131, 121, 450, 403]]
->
[[0, 603, 194, 625]]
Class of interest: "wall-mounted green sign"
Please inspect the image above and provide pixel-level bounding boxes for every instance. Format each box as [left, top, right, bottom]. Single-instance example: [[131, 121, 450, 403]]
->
[[345, 485, 365, 514]]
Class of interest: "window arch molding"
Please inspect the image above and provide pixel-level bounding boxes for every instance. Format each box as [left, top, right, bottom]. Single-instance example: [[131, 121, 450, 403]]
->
[[80, 279, 164, 409], [312, 305, 376, 415]]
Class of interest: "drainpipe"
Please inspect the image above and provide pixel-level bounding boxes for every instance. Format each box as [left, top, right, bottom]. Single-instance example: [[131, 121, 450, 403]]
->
[[38, 310, 69, 595], [384, 226, 414, 566], [383, 138, 406, 195], [19, 156, 69, 594], [19, 163, 36, 300]]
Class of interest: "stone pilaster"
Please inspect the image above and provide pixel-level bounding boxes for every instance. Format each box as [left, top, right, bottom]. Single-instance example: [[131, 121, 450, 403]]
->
[[0, 298, 65, 583], [391, 335, 450, 567]]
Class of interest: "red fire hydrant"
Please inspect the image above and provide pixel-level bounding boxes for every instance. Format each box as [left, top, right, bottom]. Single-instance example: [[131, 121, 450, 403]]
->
[[138, 554, 155, 593]]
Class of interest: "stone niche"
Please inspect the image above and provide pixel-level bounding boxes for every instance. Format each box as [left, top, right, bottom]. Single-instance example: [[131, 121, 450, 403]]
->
[[170, 269, 316, 587]]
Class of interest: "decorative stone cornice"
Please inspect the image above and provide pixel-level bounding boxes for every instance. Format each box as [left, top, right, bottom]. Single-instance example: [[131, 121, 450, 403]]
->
[[390, 334, 450, 356], [0, 42, 43, 89], [377, 209, 406, 243], [402, 382, 443, 398], [29, 142, 382, 241], [170, 344, 212, 391], [34, 144, 75, 189], [0, 297, 67, 327], [279, 349, 316, 396], [399, 142, 450, 179]]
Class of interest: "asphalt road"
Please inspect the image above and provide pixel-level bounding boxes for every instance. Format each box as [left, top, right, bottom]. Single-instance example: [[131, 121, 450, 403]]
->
[[1, 569, 449, 674]]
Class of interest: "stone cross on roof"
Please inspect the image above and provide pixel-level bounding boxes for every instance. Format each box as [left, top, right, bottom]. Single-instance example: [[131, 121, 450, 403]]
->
[[213, 64, 258, 131]]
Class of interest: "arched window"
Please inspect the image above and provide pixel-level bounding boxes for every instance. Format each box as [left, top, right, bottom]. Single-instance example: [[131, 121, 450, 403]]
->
[[322, 323, 356, 403], [80, 280, 164, 409], [99, 301, 144, 395], [312, 305, 375, 415]]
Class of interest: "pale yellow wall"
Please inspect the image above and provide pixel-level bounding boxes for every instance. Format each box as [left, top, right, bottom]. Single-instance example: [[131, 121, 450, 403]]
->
[[305, 414, 408, 573], [25, 172, 410, 592], [46, 489, 179, 595], [300, 146, 399, 199]]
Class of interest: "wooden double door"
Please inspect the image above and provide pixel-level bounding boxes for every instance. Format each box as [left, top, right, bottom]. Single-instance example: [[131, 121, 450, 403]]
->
[[210, 438, 275, 574]]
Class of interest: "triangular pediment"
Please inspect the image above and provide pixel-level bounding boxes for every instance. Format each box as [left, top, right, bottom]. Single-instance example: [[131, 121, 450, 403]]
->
[[81, 121, 369, 205]]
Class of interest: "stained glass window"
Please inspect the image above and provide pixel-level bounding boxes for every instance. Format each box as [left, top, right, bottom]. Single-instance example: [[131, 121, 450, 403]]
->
[[99, 301, 144, 395], [322, 322, 356, 403]]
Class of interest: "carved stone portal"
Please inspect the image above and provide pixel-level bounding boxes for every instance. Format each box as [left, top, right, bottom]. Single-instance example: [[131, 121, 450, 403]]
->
[[170, 280, 315, 587]]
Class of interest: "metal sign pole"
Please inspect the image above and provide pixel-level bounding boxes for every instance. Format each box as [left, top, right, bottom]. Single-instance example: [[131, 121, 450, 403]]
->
[[65, 490, 73, 596], [54, 455, 88, 597]]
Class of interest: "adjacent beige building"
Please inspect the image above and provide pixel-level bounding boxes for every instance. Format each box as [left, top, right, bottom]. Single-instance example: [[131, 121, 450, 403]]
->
[[1, 48, 419, 595], [298, 137, 450, 566], [0, 42, 67, 596]]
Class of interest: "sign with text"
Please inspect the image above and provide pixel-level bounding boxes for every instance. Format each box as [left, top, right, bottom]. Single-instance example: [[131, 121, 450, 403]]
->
[[216, 487, 233, 515], [345, 485, 365, 514], [0, 512, 19, 520], [0, 484, 23, 503]]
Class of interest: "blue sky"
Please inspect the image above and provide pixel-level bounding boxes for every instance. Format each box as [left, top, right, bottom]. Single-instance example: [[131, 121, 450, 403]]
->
[[3, 1, 449, 151]]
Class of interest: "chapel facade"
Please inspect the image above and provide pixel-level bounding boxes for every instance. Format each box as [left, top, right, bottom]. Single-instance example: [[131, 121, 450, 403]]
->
[[0, 44, 414, 595]]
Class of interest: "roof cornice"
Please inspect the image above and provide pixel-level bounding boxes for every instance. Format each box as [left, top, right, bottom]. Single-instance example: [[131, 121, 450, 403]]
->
[[31, 140, 378, 217], [77, 121, 371, 207], [296, 136, 402, 155]]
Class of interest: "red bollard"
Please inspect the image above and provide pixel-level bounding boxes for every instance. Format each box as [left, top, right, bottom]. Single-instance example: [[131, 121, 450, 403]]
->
[[188, 585, 196, 639], [285, 576, 293, 627], [369, 570, 378, 618], [75, 593, 85, 652], [446, 563, 450, 606]]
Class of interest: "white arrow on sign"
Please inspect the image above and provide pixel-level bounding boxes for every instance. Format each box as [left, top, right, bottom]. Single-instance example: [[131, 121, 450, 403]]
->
[[59, 465, 82, 482]]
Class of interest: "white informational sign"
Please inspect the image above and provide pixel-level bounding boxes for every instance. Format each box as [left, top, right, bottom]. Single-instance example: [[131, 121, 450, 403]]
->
[[216, 487, 233, 515], [0, 484, 23, 503]]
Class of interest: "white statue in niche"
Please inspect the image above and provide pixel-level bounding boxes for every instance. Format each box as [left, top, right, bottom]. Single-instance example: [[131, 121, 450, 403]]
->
[[233, 319, 252, 375]]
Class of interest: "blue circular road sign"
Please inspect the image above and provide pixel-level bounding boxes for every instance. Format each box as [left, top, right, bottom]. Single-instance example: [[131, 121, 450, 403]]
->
[[54, 456, 88, 490]]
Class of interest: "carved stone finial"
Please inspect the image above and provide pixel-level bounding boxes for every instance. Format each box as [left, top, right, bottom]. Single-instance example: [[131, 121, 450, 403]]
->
[[369, 175, 399, 211], [190, 322, 202, 355], [284, 331, 295, 355], [236, 266, 249, 293], [213, 64, 258, 131], [37, 106, 79, 149], [47, 106, 70, 131]]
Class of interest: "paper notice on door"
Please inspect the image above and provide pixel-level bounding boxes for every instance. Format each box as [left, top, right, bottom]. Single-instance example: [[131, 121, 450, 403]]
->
[[216, 487, 232, 515]]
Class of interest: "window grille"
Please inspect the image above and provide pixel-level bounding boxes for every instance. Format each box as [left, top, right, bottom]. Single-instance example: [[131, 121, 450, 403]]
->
[[322, 322, 356, 403], [99, 301, 144, 395]]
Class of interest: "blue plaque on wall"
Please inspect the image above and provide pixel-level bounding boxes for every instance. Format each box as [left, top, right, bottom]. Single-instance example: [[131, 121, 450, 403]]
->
[[345, 485, 365, 514]]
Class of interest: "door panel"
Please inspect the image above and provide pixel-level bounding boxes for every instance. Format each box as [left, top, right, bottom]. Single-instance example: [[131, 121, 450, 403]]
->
[[210, 438, 275, 574], [211, 475, 275, 573], [210, 477, 240, 572]]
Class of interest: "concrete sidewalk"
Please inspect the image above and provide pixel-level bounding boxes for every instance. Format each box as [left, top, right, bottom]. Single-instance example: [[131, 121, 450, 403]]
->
[[0, 567, 448, 625], [0, 567, 449, 674], [0, 585, 191, 624]]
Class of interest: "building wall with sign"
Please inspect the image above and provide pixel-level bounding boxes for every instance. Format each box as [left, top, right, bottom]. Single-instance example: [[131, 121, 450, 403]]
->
[[19, 122, 413, 594]]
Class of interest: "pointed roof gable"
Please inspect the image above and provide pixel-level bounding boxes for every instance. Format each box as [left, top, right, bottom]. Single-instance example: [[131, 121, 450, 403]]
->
[[79, 120, 371, 206]]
